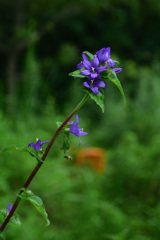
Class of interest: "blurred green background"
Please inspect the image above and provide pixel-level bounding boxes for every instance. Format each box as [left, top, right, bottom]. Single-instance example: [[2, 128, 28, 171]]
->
[[1, 0, 160, 239]]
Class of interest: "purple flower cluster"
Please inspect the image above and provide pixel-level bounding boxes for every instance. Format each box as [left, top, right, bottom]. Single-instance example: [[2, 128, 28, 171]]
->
[[77, 47, 122, 95]]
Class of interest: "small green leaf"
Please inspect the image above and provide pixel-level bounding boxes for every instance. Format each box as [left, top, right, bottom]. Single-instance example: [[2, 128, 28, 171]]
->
[[69, 69, 85, 78], [85, 88, 105, 113], [107, 70, 126, 102], [0, 232, 6, 240], [83, 51, 94, 61], [56, 122, 62, 128], [19, 191, 50, 226], [10, 214, 21, 226], [62, 134, 70, 154]]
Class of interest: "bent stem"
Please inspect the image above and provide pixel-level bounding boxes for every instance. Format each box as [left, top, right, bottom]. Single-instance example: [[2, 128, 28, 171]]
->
[[0, 93, 89, 232]]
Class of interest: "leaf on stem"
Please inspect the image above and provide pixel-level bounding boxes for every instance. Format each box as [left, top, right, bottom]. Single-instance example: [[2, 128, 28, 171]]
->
[[102, 69, 126, 102], [0, 145, 43, 163], [84, 88, 105, 113], [18, 190, 50, 226], [68, 69, 86, 78]]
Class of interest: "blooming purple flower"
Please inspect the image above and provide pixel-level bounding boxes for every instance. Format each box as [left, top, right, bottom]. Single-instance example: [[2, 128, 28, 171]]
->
[[96, 47, 122, 74], [96, 47, 111, 64], [80, 54, 108, 79], [83, 76, 105, 95], [7, 203, 12, 214], [68, 115, 88, 145], [28, 139, 49, 151]]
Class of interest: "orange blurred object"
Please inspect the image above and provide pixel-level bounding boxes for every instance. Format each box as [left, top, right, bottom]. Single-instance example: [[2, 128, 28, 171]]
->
[[75, 147, 106, 173]]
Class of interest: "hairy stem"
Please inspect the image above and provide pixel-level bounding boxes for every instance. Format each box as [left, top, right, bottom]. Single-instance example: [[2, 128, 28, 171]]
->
[[0, 93, 89, 232]]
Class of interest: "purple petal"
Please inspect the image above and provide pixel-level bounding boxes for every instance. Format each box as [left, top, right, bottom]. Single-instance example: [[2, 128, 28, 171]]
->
[[91, 86, 99, 95], [108, 58, 116, 68], [83, 60, 92, 69], [81, 69, 91, 76], [7, 203, 12, 214], [90, 72, 99, 79], [97, 81, 106, 88], [83, 81, 90, 88], [92, 56, 99, 67], [82, 53, 88, 61], [96, 47, 111, 63], [41, 140, 49, 146], [75, 114, 79, 123], [98, 66, 108, 73], [77, 62, 84, 70], [79, 131, 88, 136], [113, 68, 122, 74], [28, 142, 36, 148]]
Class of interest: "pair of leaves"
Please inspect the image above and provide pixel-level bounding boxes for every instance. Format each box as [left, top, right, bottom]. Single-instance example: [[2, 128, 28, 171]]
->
[[0, 145, 43, 163], [18, 189, 50, 226], [69, 50, 125, 113]]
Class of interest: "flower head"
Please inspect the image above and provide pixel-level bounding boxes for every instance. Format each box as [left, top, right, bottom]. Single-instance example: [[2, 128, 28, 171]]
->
[[80, 54, 108, 79], [68, 115, 88, 145], [96, 47, 122, 74], [96, 47, 111, 64], [83, 76, 105, 95], [7, 203, 12, 215], [28, 139, 49, 151]]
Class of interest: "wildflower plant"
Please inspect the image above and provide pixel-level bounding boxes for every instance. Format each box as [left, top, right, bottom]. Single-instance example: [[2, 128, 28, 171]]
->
[[0, 46, 125, 239]]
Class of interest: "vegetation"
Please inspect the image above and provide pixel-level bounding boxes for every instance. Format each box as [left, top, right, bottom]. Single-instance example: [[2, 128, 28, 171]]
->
[[0, 0, 160, 239]]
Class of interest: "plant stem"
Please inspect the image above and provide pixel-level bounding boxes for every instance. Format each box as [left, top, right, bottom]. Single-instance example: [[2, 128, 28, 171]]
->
[[0, 93, 89, 232]]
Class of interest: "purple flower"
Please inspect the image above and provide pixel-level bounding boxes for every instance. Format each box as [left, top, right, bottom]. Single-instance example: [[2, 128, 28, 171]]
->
[[83, 76, 105, 95], [77, 52, 88, 69], [96, 47, 122, 74], [7, 203, 12, 215], [68, 115, 88, 145], [80, 54, 108, 79], [28, 139, 49, 151], [96, 47, 111, 64]]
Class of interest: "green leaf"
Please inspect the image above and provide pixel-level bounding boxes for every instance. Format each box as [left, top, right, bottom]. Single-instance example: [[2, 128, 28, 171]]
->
[[85, 88, 105, 113], [83, 51, 94, 61], [19, 190, 50, 226], [62, 134, 70, 154], [10, 214, 21, 226], [0, 232, 6, 240], [68, 69, 85, 78], [0, 145, 43, 163], [56, 122, 62, 128], [0, 145, 28, 153], [107, 70, 126, 102]]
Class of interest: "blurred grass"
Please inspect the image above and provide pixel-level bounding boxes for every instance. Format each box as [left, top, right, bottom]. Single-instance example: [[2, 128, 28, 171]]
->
[[1, 61, 160, 239]]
